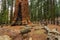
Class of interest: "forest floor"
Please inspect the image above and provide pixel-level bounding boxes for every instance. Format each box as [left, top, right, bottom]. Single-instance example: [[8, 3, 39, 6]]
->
[[0, 24, 60, 40]]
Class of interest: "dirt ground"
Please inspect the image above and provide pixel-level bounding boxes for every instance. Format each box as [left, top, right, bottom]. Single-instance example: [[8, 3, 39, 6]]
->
[[0, 24, 60, 40]]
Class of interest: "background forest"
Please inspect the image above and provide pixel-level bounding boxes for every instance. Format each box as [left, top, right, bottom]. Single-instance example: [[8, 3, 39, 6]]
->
[[0, 0, 60, 25]]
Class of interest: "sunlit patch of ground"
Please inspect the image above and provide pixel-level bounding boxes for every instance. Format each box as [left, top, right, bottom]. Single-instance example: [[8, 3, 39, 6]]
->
[[48, 24, 60, 32], [0, 35, 12, 40]]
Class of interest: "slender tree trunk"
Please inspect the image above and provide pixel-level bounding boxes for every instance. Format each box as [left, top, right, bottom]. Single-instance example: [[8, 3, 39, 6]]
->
[[10, 0, 13, 24]]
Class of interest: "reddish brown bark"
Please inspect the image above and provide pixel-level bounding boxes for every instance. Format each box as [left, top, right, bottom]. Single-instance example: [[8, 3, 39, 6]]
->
[[12, 0, 31, 25]]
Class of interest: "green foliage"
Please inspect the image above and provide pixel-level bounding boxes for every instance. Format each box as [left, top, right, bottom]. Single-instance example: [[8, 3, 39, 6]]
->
[[29, 0, 60, 22], [0, 9, 8, 24], [0, 0, 14, 25], [2, 10, 8, 24], [7, 0, 13, 6]]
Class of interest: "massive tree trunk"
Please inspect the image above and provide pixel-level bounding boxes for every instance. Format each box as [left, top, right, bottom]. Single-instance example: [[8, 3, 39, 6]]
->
[[12, 0, 31, 26]]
